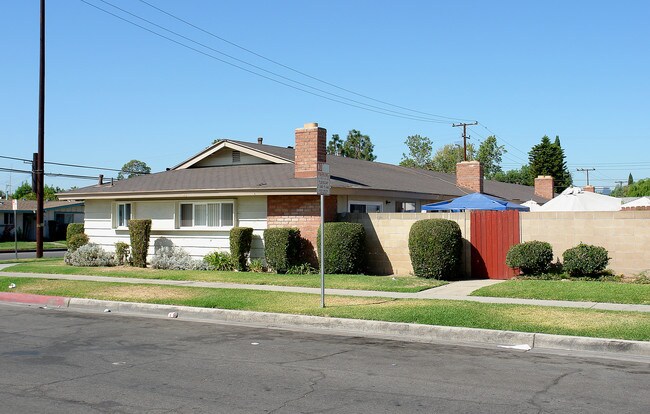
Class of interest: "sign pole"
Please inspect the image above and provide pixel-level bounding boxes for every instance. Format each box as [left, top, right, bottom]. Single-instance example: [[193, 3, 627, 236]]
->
[[12, 199, 18, 260], [320, 194, 325, 308]]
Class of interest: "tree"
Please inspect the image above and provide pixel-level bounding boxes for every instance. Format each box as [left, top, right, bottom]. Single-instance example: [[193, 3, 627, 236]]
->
[[492, 165, 534, 186], [626, 178, 650, 197], [429, 143, 476, 173], [117, 160, 151, 180], [528, 135, 572, 192], [330, 130, 376, 161], [399, 135, 433, 169], [476, 135, 506, 179], [326, 134, 343, 156], [628, 173, 634, 185], [12, 181, 62, 201]]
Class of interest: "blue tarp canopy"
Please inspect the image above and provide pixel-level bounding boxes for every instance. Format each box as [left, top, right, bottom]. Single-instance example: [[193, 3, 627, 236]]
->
[[421, 193, 530, 212]]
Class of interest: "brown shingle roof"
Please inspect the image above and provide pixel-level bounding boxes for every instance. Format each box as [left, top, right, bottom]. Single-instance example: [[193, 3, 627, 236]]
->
[[59, 139, 547, 203], [0, 199, 83, 213]]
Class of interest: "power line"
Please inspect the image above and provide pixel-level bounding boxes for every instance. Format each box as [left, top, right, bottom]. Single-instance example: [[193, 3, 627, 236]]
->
[[81, 0, 465, 124], [0, 167, 107, 181], [0, 154, 148, 174], [136, 0, 475, 123]]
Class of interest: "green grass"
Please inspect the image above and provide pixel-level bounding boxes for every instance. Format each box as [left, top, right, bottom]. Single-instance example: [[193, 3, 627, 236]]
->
[[1, 276, 648, 341], [472, 279, 650, 305], [0, 259, 445, 293], [0, 241, 67, 251]]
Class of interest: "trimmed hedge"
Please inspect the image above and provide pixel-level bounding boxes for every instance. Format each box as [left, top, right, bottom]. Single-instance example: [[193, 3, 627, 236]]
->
[[230, 227, 254, 271], [114, 242, 130, 266], [408, 219, 462, 279], [263, 227, 301, 274], [505, 241, 553, 275], [128, 219, 152, 268], [317, 222, 366, 274], [66, 223, 84, 243], [562, 243, 610, 276], [67, 233, 89, 252]]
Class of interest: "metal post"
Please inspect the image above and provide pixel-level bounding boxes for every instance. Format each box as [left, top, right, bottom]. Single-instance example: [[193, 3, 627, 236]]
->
[[36, 0, 45, 258], [14, 209, 18, 260], [320, 194, 325, 308]]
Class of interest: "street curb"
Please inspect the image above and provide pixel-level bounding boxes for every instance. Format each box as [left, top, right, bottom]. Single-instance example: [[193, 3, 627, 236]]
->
[[2, 294, 649, 357]]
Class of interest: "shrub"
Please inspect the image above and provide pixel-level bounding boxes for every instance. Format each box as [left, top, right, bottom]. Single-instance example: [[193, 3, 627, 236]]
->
[[114, 242, 130, 265], [248, 258, 266, 273], [129, 219, 152, 268], [562, 243, 610, 276], [203, 251, 235, 271], [67, 233, 89, 252], [263, 228, 301, 274], [286, 263, 317, 275], [66, 223, 84, 243], [230, 227, 254, 271], [505, 241, 553, 275], [151, 246, 213, 270], [408, 219, 462, 279], [317, 222, 366, 274], [64, 243, 114, 267]]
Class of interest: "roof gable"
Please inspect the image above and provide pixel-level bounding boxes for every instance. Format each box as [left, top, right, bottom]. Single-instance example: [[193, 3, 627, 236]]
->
[[172, 140, 293, 170]]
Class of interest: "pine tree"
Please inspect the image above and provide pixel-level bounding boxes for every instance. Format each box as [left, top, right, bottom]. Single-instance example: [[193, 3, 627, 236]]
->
[[628, 173, 634, 185], [528, 135, 572, 192]]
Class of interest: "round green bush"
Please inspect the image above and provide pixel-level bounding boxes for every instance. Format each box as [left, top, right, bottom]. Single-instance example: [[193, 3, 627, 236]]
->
[[505, 241, 553, 275], [263, 228, 301, 274], [66, 223, 84, 243], [317, 222, 366, 274], [562, 243, 609, 276], [67, 233, 89, 252], [408, 219, 462, 279]]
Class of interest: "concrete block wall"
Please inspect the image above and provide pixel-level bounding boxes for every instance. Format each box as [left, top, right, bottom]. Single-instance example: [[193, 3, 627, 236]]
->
[[520, 210, 650, 276], [343, 212, 471, 276]]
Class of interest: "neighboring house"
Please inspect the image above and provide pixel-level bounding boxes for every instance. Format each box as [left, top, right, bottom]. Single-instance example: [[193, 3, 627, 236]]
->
[[58, 122, 551, 261], [0, 199, 85, 241]]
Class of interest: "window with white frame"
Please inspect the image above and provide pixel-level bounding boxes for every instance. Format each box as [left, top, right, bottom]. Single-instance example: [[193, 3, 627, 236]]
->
[[117, 203, 132, 227], [348, 201, 382, 213], [179, 201, 235, 229]]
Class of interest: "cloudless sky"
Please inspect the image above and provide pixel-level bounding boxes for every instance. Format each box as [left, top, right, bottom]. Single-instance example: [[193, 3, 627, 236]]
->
[[2, 0, 649, 193]]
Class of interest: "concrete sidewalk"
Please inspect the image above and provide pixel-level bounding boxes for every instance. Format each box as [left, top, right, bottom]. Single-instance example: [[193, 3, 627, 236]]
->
[[1, 264, 649, 313]]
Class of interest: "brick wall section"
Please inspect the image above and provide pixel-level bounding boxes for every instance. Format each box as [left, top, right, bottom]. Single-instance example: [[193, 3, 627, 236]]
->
[[267, 195, 337, 258], [456, 161, 483, 193], [583, 185, 595, 193], [534, 175, 554, 200], [294, 124, 327, 178]]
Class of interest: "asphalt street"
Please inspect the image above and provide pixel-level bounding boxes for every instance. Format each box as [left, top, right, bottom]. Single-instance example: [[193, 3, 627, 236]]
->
[[0, 303, 648, 413], [0, 250, 65, 260]]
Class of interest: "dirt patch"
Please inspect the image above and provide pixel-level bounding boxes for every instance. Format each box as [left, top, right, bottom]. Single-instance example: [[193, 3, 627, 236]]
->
[[92, 285, 196, 301]]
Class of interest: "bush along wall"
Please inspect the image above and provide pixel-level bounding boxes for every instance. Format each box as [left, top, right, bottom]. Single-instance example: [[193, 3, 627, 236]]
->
[[562, 243, 610, 276], [66, 223, 84, 243], [505, 241, 553, 275], [230, 227, 254, 271], [128, 219, 152, 268], [408, 219, 462, 279], [317, 222, 366, 274], [263, 227, 301, 274]]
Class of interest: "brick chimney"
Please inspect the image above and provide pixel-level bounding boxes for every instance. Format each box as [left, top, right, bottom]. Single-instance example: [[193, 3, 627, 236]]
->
[[583, 185, 595, 193], [534, 175, 554, 199], [294, 122, 326, 178], [456, 161, 483, 193]]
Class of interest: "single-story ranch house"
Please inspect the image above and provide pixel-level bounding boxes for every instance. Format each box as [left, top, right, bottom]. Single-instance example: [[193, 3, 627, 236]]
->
[[59, 122, 552, 261], [0, 199, 84, 241]]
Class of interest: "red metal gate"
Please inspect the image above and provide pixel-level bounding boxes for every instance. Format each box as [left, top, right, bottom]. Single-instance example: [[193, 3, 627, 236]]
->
[[470, 210, 520, 279]]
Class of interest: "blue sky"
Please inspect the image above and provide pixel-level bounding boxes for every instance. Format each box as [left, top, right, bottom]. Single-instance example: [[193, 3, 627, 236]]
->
[[2, 0, 649, 193]]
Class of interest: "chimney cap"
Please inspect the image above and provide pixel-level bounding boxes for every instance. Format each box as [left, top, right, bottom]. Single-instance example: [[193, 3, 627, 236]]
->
[[303, 122, 319, 128], [257, 137, 263, 145]]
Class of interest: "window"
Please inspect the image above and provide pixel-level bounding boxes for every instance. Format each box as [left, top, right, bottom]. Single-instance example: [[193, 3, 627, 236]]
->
[[117, 203, 131, 227], [3, 213, 14, 225], [349, 201, 382, 213], [396, 202, 416, 213], [179, 201, 235, 229], [55, 213, 74, 224]]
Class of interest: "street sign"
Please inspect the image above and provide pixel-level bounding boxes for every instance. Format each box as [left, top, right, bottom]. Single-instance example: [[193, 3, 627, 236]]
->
[[316, 163, 330, 196]]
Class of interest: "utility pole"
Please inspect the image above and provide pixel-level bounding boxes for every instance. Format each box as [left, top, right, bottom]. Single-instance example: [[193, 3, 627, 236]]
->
[[36, 0, 45, 258], [452, 122, 478, 161], [615, 180, 625, 188], [576, 168, 595, 186]]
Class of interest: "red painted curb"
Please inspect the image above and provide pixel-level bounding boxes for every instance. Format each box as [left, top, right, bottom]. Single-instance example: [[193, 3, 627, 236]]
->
[[0, 292, 68, 307]]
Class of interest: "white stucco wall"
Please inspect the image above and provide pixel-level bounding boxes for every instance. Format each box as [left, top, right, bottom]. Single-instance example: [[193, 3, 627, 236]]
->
[[83, 196, 267, 261]]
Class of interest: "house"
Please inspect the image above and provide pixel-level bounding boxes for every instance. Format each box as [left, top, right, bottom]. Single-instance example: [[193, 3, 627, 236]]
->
[[58, 122, 550, 261], [0, 199, 84, 241]]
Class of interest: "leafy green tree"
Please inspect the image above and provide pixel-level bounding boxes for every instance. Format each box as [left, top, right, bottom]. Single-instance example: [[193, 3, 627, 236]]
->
[[528, 135, 572, 192], [400, 134, 433, 169], [335, 130, 376, 161], [429, 143, 476, 174], [626, 178, 650, 197], [326, 134, 343, 156], [117, 160, 151, 180], [12, 181, 62, 201], [492, 165, 534, 186], [476, 135, 506, 179]]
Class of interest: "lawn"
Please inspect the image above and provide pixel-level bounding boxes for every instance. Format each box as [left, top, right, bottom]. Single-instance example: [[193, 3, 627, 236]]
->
[[1, 276, 648, 341], [0, 259, 445, 293], [0, 241, 67, 251], [472, 279, 650, 305]]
